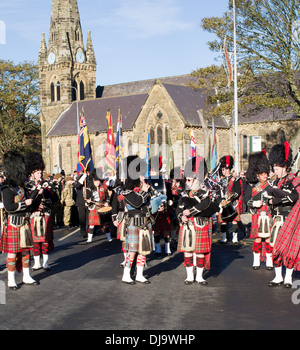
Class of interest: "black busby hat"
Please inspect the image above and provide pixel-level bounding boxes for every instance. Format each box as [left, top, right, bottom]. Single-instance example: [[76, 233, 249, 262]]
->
[[90, 168, 103, 181], [123, 155, 147, 190], [184, 156, 208, 183], [269, 142, 293, 168], [219, 155, 234, 170], [3, 150, 27, 187], [25, 152, 45, 176], [246, 151, 270, 184]]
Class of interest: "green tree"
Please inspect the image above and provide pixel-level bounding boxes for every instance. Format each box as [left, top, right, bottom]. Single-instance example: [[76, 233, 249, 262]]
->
[[0, 60, 40, 156], [190, 0, 300, 117]]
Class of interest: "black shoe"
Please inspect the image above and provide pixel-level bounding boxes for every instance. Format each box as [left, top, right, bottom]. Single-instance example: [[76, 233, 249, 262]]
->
[[8, 284, 19, 290], [284, 283, 292, 288], [122, 280, 136, 285], [196, 280, 208, 285], [184, 280, 194, 285], [268, 281, 283, 287]]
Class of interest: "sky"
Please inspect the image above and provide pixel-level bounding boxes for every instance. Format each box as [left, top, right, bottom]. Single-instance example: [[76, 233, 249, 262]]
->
[[0, 0, 230, 86]]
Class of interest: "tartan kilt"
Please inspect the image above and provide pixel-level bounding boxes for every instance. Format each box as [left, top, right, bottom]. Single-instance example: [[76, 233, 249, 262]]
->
[[272, 176, 300, 270], [0, 217, 32, 254], [124, 221, 153, 253], [272, 201, 300, 270], [30, 213, 53, 243], [152, 211, 172, 233], [177, 217, 212, 254], [88, 209, 101, 226]]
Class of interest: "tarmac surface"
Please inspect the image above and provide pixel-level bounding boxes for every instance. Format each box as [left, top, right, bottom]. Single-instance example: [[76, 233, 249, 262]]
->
[[0, 227, 300, 331]]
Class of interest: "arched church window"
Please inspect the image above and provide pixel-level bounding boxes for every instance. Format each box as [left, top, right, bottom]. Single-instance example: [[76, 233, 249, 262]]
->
[[157, 125, 163, 146], [80, 81, 85, 100], [56, 81, 60, 101], [50, 82, 55, 102], [72, 81, 78, 101]]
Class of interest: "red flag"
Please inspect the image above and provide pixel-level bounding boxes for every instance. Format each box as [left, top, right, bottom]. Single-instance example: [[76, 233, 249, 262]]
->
[[105, 110, 115, 175], [224, 36, 233, 87]]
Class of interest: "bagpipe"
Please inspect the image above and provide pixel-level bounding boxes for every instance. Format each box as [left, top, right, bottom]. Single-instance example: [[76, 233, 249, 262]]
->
[[145, 177, 169, 214], [25, 179, 55, 213]]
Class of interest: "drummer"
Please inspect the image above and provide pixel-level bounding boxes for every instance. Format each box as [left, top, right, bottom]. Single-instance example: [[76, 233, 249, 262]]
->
[[218, 155, 244, 244], [85, 169, 111, 243]]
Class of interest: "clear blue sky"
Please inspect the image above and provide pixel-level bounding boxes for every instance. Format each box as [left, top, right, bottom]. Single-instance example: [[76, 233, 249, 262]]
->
[[0, 0, 229, 86]]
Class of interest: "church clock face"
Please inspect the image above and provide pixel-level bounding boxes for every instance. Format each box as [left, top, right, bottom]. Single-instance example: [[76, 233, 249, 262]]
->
[[48, 52, 56, 64], [76, 50, 85, 63]]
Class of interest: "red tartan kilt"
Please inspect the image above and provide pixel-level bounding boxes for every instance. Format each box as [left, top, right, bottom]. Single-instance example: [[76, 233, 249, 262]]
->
[[153, 211, 172, 233], [0, 217, 31, 254], [177, 217, 212, 254], [30, 213, 53, 243], [88, 209, 101, 226]]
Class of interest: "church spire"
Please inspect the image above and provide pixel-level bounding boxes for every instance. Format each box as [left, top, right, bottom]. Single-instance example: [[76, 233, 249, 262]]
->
[[49, 0, 84, 60]]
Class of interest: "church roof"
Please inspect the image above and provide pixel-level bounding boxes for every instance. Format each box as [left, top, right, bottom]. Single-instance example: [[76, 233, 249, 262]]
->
[[47, 74, 228, 137]]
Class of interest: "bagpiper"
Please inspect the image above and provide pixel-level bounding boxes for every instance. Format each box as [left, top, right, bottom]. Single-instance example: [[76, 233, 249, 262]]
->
[[245, 151, 273, 270], [218, 155, 244, 244], [176, 156, 220, 285], [0, 150, 38, 289], [25, 152, 55, 271], [267, 142, 300, 287], [119, 156, 153, 284]]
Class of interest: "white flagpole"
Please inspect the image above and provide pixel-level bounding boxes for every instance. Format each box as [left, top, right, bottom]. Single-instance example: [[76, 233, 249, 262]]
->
[[233, 0, 239, 174]]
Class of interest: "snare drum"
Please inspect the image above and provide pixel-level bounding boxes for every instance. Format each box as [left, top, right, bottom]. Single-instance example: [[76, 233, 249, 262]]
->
[[98, 206, 112, 224], [221, 199, 237, 222]]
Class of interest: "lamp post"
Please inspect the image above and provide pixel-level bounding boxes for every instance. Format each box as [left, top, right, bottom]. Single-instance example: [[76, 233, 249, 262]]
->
[[54, 84, 79, 135], [233, 0, 239, 174]]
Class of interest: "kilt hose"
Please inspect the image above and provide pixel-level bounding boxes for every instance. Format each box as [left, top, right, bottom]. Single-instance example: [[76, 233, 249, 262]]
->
[[272, 175, 300, 270], [177, 217, 213, 270]]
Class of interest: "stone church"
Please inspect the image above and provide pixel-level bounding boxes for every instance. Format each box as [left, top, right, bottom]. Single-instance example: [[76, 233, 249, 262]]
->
[[39, 0, 300, 176]]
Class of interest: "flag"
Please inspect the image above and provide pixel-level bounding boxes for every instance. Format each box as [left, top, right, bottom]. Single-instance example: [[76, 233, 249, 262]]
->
[[77, 108, 94, 175], [105, 110, 115, 176], [190, 128, 197, 158], [211, 119, 217, 172], [115, 109, 124, 177], [224, 36, 233, 87], [167, 127, 174, 173], [145, 132, 150, 178]]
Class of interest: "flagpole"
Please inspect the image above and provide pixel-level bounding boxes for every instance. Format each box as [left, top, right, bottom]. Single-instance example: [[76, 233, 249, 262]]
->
[[233, 0, 239, 174]]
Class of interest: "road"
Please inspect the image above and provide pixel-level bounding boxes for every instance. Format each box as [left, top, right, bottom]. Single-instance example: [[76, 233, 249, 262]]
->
[[0, 227, 299, 331]]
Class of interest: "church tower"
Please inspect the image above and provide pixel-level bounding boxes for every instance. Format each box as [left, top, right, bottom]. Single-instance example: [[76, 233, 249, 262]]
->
[[38, 0, 96, 162]]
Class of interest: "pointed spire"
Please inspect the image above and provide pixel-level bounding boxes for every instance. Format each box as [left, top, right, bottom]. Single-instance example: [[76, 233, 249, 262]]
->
[[49, 0, 84, 57], [86, 31, 96, 65], [38, 33, 47, 65]]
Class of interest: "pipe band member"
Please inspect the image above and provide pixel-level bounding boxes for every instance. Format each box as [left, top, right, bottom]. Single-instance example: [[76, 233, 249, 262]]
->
[[26, 152, 55, 271], [245, 151, 273, 270], [85, 169, 111, 243], [218, 155, 243, 244], [0, 151, 38, 289], [121, 156, 153, 285], [267, 142, 300, 288], [176, 156, 220, 285]]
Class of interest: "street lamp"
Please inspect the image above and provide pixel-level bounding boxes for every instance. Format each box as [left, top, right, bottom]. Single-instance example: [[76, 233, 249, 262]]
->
[[54, 83, 80, 135], [233, 0, 239, 174]]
